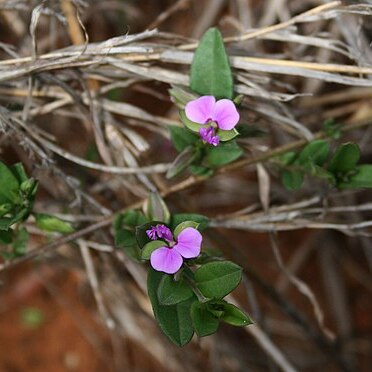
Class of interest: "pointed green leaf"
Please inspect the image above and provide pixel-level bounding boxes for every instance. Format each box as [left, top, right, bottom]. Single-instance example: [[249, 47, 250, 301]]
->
[[217, 128, 239, 142], [157, 275, 194, 305], [281, 170, 304, 190], [0, 161, 20, 204], [143, 192, 171, 224], [194, 261, 242, 299], [191, 302, 219, 337], [338, 165, 372, 189], [219, 301, 252, 326], [10, 163, 28, 184], [115, 228, 136, 247], [328, 143, 360, 173], [206, 141, 243, 167], [35, 213, 74, 233], [169, 125, 199, 152], [114, 210, 148, 229], [298, 140, 330, 166], [190, 28, 233, 99], [278, 151, 297, 166], [147, 269, 195, 346]]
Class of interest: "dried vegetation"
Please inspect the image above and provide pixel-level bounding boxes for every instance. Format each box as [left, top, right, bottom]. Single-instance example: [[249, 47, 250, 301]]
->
[[0, 0, 371, 371]]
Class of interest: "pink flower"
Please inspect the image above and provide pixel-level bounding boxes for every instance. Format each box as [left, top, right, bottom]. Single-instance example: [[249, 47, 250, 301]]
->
[[185, 96, 239, 145], [185, 95, 239, 129], [150, 227, 202, 274]]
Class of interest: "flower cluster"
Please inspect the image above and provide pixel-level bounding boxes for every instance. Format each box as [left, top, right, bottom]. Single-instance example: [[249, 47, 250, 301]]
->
[[146, 224, 202, 274], [185, 95, 239, 146]]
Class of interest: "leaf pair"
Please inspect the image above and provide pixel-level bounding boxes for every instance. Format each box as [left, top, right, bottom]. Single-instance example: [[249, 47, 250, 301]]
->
[[147, 261, 250, 346], [280, 141, 372, 190]]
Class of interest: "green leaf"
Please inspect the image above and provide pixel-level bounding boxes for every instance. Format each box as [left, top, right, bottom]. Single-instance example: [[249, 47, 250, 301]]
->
[[189, 165, 214, 177], [12, 227, 29, 256], [122, 243, 141, 261], [0, 161, 21, 204], [143, 192, 171, 224], [35, 213, 74, 233], [10, 163, 28, 184], [114, 210, 148, 229], [157, 275, 194, 305], [328, 143, 360, 173], [113, 211, 147, 260], [278, 151, 297, 166], [174, 221, 199, 238], [169, 86, 198, 108], [298, 140, 330, 166], [115, 228, 141, 260], [190, 28, 233, 99], [179, 110, 202, 133], [0, 229, 12, 245], [20, 178, 38, 199], [171, 214, 209, 231], [217, 128, 239, 142], [141, 240, 165, 260], [281, 170, 304, 191], [206, 141, 243, 167], [115, 228, 136, 248], [191, 302, 219, 337], [166, 146, 197, 179], [169, 126, 199, 153], [147, 269, 195, 346], [218, 301, 252, 326], [338, 165, 372, 189], [194, 261, 242, 299]]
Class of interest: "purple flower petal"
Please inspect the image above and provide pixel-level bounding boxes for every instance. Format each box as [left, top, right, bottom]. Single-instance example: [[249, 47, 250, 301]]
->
[[146, 226, 158, 240], [185, 96, 215, 124], [212, 99, 240, 130], [210, 135, 220, 146], [173, 227, 202, 259], [156, 224, 173, 241], [150, 247, 183, 274], [199, 127, 220, 146]]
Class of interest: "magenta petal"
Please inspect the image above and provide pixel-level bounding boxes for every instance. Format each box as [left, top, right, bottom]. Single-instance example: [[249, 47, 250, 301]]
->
[[173, 227, 202, 259], [150, 247, 183, 274], [212, 99, 240, 130], [185, 96, 215, 124]]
